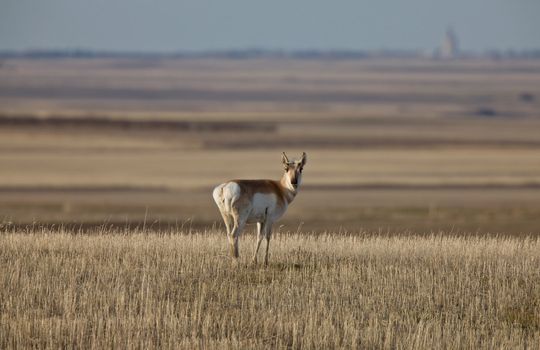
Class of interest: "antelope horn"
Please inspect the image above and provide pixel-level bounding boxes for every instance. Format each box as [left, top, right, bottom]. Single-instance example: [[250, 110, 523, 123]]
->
[[282, 152, 290, 164], [300, 152, 307, 165]]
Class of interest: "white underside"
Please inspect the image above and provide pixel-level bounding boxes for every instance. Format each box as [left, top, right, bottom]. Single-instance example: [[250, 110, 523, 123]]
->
[[248, 193, 280, 223]]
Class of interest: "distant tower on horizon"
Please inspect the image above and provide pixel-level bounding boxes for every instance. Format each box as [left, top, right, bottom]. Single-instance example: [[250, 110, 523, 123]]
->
[[440, 27, 459, 59]]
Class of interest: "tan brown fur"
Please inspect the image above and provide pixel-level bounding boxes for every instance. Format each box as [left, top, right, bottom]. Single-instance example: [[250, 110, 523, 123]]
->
[[231, 180, 289, 208]]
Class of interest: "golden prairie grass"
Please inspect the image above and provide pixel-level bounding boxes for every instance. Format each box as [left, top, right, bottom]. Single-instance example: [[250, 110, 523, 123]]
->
[[1, 229, 539, 349]]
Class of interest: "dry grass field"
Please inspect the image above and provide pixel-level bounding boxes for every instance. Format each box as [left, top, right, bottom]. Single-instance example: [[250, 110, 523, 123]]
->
[[1, 229, 539, 349]]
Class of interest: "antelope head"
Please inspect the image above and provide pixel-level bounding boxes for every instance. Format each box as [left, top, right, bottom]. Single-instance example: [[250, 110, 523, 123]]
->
[[281, 152, 307, 191]]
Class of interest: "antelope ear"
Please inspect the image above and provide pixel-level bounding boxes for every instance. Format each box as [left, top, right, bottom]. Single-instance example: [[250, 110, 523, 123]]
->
[[282, 152, 290, 165], [300, 152, 307, 166]]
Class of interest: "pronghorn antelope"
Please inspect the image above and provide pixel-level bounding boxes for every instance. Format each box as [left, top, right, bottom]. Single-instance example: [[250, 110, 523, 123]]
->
[[213, 152, 307, 265]]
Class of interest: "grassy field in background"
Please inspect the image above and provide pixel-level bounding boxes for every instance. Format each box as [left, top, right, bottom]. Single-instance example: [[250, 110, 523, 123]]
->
[[1, 230, 539, 349], [1, 57, 540, 233]]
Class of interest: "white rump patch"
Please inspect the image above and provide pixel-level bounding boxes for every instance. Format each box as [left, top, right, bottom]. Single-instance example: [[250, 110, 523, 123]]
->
[[224, 182, 241, 200], [213, 182, 241, 213]]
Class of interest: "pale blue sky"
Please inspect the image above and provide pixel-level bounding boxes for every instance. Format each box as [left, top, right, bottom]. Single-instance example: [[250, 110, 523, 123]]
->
[[1, 0, 539, 52]]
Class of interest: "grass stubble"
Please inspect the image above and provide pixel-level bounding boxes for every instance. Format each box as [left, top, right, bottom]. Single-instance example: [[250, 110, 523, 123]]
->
[[1, 229, 539, 349]]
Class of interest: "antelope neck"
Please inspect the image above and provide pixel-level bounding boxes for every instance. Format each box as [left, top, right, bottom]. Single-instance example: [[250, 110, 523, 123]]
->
[[280, 174, 297, 204]]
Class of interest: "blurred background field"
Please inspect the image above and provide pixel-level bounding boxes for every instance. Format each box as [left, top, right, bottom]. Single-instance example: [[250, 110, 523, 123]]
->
[[1, 57, 540, 234]]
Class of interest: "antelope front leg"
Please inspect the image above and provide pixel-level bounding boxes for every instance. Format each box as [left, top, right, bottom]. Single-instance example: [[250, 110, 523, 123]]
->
[[252, 222, 265, 264], [264, 223, 273, 266]]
